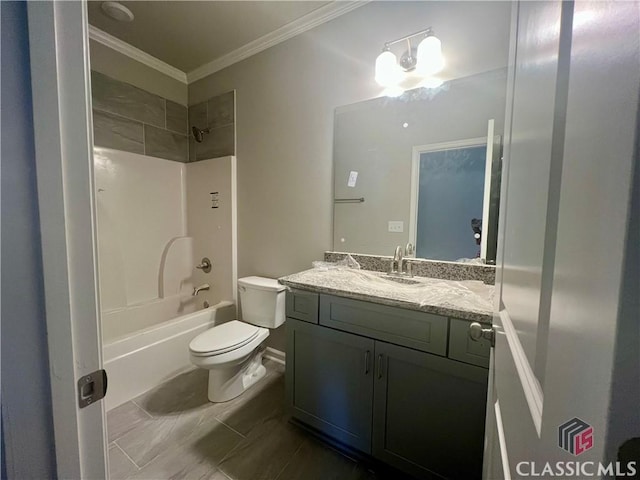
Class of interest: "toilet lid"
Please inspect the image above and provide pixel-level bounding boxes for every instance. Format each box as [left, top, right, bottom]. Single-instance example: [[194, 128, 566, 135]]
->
[[189, 321, 260, 356], [238, 276, 286, 292]]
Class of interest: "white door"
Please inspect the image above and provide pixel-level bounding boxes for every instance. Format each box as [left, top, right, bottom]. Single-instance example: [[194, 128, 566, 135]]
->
[[484, 1, 639, 478], [28, 2, 109, 478]]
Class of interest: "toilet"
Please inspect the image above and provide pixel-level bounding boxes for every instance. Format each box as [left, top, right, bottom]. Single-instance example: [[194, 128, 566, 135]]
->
[[189, 276, 286, 402]]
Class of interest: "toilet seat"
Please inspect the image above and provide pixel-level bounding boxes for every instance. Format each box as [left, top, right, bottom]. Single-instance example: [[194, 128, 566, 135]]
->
[[189, 320, 261, 356], [190, 324, 269, 370]]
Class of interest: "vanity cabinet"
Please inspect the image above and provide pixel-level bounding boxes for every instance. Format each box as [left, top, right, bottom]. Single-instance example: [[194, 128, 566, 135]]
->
[[285, 290, 490, 480], [286, 318, 374, 452], [372, 340, 488, 479]]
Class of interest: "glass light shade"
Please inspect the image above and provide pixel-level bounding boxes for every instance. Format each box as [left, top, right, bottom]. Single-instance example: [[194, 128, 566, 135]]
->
[[416, 35, 444, 75], [375, 50, 404, 87]]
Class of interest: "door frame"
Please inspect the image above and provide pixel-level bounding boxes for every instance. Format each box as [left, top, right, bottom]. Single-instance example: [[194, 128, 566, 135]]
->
[[27, 2, 108, 478], [408, 134, 491, 261]]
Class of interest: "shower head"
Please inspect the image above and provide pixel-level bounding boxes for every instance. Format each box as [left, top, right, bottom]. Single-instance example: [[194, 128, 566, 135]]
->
[[192, 125, 210, 143]]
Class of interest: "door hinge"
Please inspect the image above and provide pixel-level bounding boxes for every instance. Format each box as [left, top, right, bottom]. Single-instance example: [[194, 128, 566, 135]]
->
[[77, 369, 108, 408], [468, 322, 495, 347]]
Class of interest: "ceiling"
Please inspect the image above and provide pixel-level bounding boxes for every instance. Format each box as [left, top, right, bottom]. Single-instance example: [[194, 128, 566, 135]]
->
[[88, 1, 331, 72]]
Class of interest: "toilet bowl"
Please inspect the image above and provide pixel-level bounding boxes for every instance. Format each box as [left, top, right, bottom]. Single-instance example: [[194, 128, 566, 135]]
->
[[189, 276, 285, 402]]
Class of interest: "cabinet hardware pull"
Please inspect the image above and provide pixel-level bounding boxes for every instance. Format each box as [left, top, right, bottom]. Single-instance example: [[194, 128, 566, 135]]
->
[[364, 350, 370, 374], [377, 354, 383, 379]]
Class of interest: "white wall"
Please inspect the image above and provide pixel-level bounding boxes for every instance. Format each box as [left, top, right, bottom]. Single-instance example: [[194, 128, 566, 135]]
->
[[188, 1, 511, 283]]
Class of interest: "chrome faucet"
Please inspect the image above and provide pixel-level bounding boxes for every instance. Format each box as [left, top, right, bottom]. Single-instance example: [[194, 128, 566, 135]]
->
[[390, 246, 404, 274], [389, 245, 413, 276], [405, 242, 415, 258], [193, 283, 210, 296], [394, 245, 403, 263]]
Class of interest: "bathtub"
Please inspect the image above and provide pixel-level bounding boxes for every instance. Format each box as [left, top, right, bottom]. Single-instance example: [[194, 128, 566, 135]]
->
[[103, 300, 236, 410]]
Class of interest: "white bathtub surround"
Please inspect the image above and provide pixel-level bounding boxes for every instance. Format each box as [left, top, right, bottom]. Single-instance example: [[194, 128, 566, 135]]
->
[[159, 237, 195, 297], [94, 148, 187, 310], [186, 156, 238, 304], [101, 291, 203, 342], [94, 148, 236, 340], [103, 301, 236, 410]]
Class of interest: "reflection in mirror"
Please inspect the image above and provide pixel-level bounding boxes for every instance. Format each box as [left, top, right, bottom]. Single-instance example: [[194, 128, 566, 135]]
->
[[411, 139, 488, 261], [332, 69, 506, 264]]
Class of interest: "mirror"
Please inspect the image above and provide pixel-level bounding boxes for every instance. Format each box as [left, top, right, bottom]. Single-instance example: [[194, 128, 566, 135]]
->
[[332, 68, 506, 264]]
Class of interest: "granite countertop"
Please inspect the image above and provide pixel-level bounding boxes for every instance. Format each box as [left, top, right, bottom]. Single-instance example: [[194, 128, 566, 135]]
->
[[279, 267, 494, 324]]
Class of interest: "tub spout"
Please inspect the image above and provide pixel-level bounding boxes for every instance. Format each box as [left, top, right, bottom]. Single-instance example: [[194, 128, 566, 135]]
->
[[193, 284, 210, 296]]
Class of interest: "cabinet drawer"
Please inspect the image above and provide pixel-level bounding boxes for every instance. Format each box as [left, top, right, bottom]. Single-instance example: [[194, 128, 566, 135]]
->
[[319, 295, 448, 356], [448, 318, 490, 368], [286, 290, 319, 324]]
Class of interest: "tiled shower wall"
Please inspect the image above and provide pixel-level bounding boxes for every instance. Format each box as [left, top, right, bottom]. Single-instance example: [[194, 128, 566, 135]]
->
[[188, 91, 236, 161], [91, 71, 189, 162], [91, 71, 235, 163]]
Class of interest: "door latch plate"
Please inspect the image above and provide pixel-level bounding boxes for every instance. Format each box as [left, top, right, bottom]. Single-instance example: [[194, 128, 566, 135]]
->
[[77, 369, 108, 408]]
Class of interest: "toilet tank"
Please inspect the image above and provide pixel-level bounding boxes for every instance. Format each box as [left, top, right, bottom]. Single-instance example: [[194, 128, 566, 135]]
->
[[238, 276, 286, 328]]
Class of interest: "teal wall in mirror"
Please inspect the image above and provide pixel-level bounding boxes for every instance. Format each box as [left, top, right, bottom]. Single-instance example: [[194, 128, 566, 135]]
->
[[416, 145, 487, 261]]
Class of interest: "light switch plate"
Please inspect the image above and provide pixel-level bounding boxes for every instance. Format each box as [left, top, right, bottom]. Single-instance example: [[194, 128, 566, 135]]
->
[[388, 221, 404, 233], [347, 171, 358, 187]]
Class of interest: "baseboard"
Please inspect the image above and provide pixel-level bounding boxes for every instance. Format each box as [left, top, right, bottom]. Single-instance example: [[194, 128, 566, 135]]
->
[[264, 347, 285, 365]]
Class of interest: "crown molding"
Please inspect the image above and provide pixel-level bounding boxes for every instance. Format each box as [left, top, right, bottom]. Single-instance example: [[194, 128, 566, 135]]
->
[[89, 2, 368, 86], [186, 1, 369, 83], [88, 25, 188, 84]]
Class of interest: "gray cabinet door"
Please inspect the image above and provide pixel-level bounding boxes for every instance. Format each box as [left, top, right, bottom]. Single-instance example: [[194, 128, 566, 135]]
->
[[372, 341, 488, 479], [286, 318, 374, 452]]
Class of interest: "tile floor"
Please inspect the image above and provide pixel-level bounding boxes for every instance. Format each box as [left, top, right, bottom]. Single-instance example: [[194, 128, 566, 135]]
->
[[107, 360, 407, 480]]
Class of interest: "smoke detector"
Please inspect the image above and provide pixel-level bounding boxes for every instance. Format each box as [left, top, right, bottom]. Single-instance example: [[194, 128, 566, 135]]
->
[[101, 2, 134, 23]]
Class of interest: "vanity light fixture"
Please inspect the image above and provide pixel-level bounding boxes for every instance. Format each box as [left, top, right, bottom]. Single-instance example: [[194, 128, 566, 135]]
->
[[375, 28, 445, 93]]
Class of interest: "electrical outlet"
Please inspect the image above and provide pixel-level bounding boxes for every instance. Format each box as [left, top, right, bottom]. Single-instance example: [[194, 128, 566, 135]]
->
[[388, 221, 404, 233]]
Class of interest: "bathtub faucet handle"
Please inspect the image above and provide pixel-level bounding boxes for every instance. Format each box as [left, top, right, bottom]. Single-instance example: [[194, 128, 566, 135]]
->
[[193, 283, 210, 296], [196, 257, 212, 273]]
